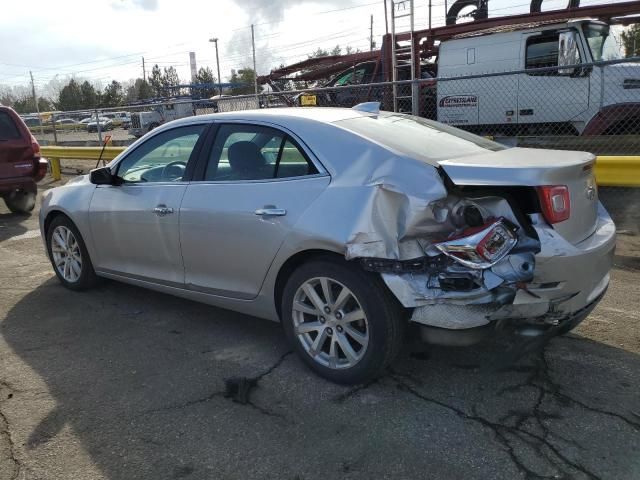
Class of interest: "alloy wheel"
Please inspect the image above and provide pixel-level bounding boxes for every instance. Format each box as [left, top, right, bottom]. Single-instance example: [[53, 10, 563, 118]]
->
[[51, 226, 82, 283], [292, 277, 369, 369]]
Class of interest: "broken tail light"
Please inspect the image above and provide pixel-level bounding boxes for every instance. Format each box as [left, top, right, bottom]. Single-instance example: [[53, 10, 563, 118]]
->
[[537, 185, 570, 224], [435, 218, 518, 269]]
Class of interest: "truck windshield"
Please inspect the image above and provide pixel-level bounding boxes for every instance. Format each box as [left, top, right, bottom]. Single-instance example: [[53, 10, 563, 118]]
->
[[335, 113, 506, 164], [583, 23, 625, 61]]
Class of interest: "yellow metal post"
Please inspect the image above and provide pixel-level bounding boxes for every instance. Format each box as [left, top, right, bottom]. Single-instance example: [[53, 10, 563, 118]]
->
[[50, 157, 61, 181]]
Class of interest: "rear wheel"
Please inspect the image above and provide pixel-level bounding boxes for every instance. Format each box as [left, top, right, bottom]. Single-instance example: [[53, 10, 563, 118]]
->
[[46, 216, 98, 290], [3, 190, 36, 214], [281, 258, 405, 384]]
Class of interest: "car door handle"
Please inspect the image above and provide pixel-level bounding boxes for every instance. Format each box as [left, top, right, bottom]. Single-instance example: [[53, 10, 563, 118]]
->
[[254, 208, 287, 216], [153, 205, 174, 216]]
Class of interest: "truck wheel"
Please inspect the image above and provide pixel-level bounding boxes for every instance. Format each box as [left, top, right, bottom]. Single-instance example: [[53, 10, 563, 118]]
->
[[148, 122, 159, 132], [4, 190, 36, 214], [281, 257, 405, 384]]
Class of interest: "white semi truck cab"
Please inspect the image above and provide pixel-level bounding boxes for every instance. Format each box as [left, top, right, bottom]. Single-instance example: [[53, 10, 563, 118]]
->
[[437, 20, 639, 135], [129, 102, 195, 138]]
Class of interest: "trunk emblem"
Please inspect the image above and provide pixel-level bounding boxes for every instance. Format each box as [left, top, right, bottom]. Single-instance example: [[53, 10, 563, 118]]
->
[[585, 184, 596, 201]]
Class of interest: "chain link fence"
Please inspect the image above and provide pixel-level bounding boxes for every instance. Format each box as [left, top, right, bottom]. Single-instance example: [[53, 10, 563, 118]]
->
[[26, 58, 640, 238], [28, 58, 640, 156]]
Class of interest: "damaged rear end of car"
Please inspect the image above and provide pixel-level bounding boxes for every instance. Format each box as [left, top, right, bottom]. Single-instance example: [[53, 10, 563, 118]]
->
[[332, 113, 615, 346]]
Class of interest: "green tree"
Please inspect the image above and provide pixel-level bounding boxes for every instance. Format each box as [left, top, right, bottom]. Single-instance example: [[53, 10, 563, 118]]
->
[[125, 78, 153, 103], [309, 47, 330, 58], [195, 66, 217, 97], [149, 64, 163, 97], [229, 68, 262, 95], [101, 80, 123, 107], [11, 96, 51, 114], [161, 66, 181, 96], [57, 79, 83, 111], [621, 24, 640, 57], [80, 81, 98, 109]]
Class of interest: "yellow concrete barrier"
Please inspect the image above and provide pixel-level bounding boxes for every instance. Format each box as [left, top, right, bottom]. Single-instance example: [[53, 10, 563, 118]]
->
[[41, 146, 126, 180], [40, 146, 640, 186], [594, 156, 640, 187]]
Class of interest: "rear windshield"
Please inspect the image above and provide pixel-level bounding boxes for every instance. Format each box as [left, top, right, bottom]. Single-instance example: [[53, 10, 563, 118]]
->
[[335, 113, 506, 164], [0, 111, 22, 141]]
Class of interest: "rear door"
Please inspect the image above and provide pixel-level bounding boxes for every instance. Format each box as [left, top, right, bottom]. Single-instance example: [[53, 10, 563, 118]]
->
[[0, 109, 34, 179], [180, 122, 330, 299]]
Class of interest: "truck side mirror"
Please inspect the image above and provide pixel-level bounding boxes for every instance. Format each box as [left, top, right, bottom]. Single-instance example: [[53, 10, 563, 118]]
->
[[558, 31, 579, 75]]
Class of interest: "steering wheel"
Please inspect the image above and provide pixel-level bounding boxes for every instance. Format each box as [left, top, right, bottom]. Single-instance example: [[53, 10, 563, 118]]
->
[[162, 161, 187, 181]]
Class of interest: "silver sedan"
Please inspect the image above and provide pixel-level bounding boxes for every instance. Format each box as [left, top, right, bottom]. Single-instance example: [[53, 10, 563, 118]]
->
[[39, 105, 615, 384]]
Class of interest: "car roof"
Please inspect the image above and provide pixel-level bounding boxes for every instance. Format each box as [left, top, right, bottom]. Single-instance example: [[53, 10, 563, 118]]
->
[[174, 107, 375, 127]]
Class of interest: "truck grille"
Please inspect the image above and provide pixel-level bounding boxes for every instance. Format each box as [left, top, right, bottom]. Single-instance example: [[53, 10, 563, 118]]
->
[[131, 113, 141, 128]]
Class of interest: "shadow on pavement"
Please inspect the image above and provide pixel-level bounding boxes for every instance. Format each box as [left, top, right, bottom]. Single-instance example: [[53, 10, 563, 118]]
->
[[3, 279, 640, 479], [0, 211, 29, 242]]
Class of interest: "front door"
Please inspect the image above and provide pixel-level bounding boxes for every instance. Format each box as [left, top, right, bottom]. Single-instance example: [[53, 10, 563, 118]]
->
[[89, 124, 207, 285], [180, 122, 330, 299], [518, 31, 590, 128]]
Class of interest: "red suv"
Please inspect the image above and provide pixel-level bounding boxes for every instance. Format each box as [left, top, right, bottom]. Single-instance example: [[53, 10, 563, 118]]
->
[[0, 106, 48, 214]]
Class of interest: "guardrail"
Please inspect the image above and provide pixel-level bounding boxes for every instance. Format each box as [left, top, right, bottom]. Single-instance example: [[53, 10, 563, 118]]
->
[[40, 146, 640, 186], [593, 156, 640, 187], [41, 146, 125, 180]]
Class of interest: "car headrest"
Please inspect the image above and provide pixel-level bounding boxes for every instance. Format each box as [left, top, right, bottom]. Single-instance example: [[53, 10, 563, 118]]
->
[[228, 141, 266, 174]]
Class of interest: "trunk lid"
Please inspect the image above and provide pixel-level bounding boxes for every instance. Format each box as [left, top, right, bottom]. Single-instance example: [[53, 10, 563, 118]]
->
[[439, 147, 598, 245]]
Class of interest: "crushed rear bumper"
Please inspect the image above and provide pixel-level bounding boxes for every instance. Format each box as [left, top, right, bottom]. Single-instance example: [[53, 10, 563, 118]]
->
[[383, 203, 615, 339]]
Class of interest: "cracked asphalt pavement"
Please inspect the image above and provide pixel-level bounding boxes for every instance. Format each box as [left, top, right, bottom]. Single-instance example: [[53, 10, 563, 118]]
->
[[1, 184, 639, 480]]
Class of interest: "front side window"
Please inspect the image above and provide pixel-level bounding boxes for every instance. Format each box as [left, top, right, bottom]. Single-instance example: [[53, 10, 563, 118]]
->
[[526, 32, 581, 74], [205, 124, 318, 181], [116, 124, 205, 183]]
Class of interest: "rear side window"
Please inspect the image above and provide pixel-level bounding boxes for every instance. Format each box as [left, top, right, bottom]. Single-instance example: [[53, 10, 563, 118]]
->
[[204, 124, 318, 181], [336, 113, 505, 164], [0, 111, 22, 141]]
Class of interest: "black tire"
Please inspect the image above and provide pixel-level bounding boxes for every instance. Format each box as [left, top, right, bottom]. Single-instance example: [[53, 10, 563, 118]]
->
[[281, 256, 405, 384], [46, 215, 98, 291], [4, 190, 36, 214]]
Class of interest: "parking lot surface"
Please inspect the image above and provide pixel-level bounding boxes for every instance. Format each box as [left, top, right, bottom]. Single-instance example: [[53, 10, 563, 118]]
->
[[1, 183, 639, 480]]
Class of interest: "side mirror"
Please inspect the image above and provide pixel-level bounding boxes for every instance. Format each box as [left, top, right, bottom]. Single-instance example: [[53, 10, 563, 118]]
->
[[90, 166, 116, 185], [558, 31, 579, 75]]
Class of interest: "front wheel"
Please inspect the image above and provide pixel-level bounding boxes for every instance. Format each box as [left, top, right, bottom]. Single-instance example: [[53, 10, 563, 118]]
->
[[281, 257, 405, 384], [46, 216, 98, 290]]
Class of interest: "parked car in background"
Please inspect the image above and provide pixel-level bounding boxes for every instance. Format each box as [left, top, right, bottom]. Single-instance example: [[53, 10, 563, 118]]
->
[[55, 118, 78, 125], [87, 117, 114, 133], [1, 106, 48, 214], [39, 105, 614, 384], [79, 117, 94, 125], [21, 116, 42, 128]]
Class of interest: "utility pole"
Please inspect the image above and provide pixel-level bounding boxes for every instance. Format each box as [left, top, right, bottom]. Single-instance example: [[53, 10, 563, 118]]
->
[[209, 38, 223, 97], [142, 56, 146, 81], [428, 0, 432, 30], [29, 71, 44, 137], [370, 14, 374, 50], [384, 0, 389, 34], [251, 24, 258, 97]]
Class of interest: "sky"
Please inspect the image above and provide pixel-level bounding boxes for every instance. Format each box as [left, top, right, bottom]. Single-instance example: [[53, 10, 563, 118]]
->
[[0, 0, 630, 97]]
